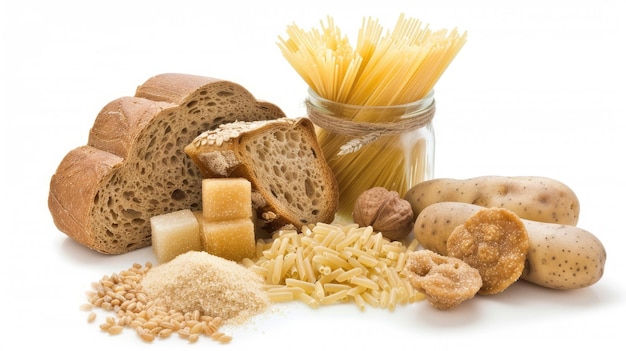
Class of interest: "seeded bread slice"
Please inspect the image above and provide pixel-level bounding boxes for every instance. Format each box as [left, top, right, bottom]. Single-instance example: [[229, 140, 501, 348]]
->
[[48, 73, 285, 254], [184, 117, 339, 233]]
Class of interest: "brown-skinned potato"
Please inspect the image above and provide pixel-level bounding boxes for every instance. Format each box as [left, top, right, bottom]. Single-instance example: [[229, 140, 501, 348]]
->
[[413, 202, 606, 290], [405, 176, 580, 225]]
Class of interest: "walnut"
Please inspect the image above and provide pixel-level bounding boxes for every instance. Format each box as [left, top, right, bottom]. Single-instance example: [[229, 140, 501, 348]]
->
[[352, 187, 414, 241]]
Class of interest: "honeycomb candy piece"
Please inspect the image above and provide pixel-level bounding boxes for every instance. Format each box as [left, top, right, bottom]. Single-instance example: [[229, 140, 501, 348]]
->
[[404, 250, 482, 310], [447, 207, 529, 295]]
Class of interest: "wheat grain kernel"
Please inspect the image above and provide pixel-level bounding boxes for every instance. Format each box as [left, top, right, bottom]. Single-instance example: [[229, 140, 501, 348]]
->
[[210, 331, 225, 340], [117, 316, 130, 326], [142, 321, 158, 330], [211, 316, 223, 327], [159, 321, 176, 330], [139, 331, 155, 342], [217, 334, 233, 343], [87, 312, 97, 323], [177, 328, 191, 339], [189, 322, 204, 335], [158, 328, 173, 338], [107, 325, 124, 335], [199, 315, 213, 323], [171, 319, 183, 330], [204, 322, 218, 335], [149, 326, 163, 336]]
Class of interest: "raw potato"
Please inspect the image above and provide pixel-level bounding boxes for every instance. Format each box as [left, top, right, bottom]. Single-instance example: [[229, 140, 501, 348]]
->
[[413, 202, 606, 290], [405, 176, 580, 225]]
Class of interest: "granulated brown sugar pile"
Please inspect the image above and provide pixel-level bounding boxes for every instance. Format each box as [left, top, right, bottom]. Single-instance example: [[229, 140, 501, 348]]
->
[[83, 251, 271, 344], [142, 251, 271, 323]]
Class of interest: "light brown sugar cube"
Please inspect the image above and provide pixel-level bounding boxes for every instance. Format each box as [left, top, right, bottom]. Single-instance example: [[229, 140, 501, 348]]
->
[[193, 210, 205, 228], [193, 210, 208, 242], [202, 178, 252, 221], [150, 209, 202, 264], [201, 218, 256, 262]]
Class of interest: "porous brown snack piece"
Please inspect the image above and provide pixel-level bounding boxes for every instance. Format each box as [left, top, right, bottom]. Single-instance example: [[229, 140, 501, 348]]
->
[[446, 207, 529, 295], [404, 250, 482, 310], [48, 73, 285, 254], [184, 117, 339, 233]]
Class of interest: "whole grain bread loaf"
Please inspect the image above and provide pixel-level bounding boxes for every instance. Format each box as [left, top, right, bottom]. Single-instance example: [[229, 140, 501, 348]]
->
[[48, 73, 285, 254], [184, 117, 339, 234]]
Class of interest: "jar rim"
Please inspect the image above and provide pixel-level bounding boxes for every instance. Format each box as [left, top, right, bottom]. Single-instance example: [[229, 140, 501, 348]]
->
[[306, 88, 435, 110]]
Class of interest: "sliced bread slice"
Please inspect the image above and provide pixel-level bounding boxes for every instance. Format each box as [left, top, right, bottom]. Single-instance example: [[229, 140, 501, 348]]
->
[[48, 73, 285, 254], [184, 117, 339, 234]]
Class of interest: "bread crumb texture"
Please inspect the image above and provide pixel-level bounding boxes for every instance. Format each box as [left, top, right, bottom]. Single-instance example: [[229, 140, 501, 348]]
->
[[244, 119, 331, 223], [48, 74, 285, 254], [186, 117, 339, 232]]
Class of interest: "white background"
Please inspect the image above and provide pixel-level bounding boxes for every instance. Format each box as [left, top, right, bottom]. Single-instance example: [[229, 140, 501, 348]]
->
[[1, 0, 624, 349]]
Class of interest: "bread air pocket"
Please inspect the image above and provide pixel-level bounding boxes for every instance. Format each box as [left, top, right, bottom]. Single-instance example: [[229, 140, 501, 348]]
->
[[48, 73, 285, 254]]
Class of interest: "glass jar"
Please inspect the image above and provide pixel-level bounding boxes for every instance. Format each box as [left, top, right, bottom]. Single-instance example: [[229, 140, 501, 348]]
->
[[306, 90, 436, 221]]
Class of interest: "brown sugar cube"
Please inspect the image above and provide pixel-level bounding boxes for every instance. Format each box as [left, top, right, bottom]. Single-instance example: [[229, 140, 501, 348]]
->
[[202, 178, 252, 221], [201, 218, 256, 262], [193, 210, 205, 228], [150, 209, 202, 264]]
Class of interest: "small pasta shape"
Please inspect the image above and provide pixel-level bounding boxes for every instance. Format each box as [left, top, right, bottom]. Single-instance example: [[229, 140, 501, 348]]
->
[[335, 267, 362, 282], [350, 276, 379, 291], [248, 222, 419, 310], [320, 289, 349, 305], [296, 292, 320, 308], [285, 278, 316, 293], [323, 283, 351, 293], [267, 291, 294, 303]]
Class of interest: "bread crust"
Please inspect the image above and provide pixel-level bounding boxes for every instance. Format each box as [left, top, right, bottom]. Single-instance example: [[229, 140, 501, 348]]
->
[[49, 145, 123, 249], [88, 97, 174, 158], [48, 73, 285, 254]]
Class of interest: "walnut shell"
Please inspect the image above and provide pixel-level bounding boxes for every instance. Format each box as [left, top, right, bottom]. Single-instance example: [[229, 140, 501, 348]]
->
[[352, 187, 414, 241]]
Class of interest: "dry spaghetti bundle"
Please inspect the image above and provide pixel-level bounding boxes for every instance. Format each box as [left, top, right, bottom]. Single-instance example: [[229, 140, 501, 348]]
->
[[279, 14, 467, 218]]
